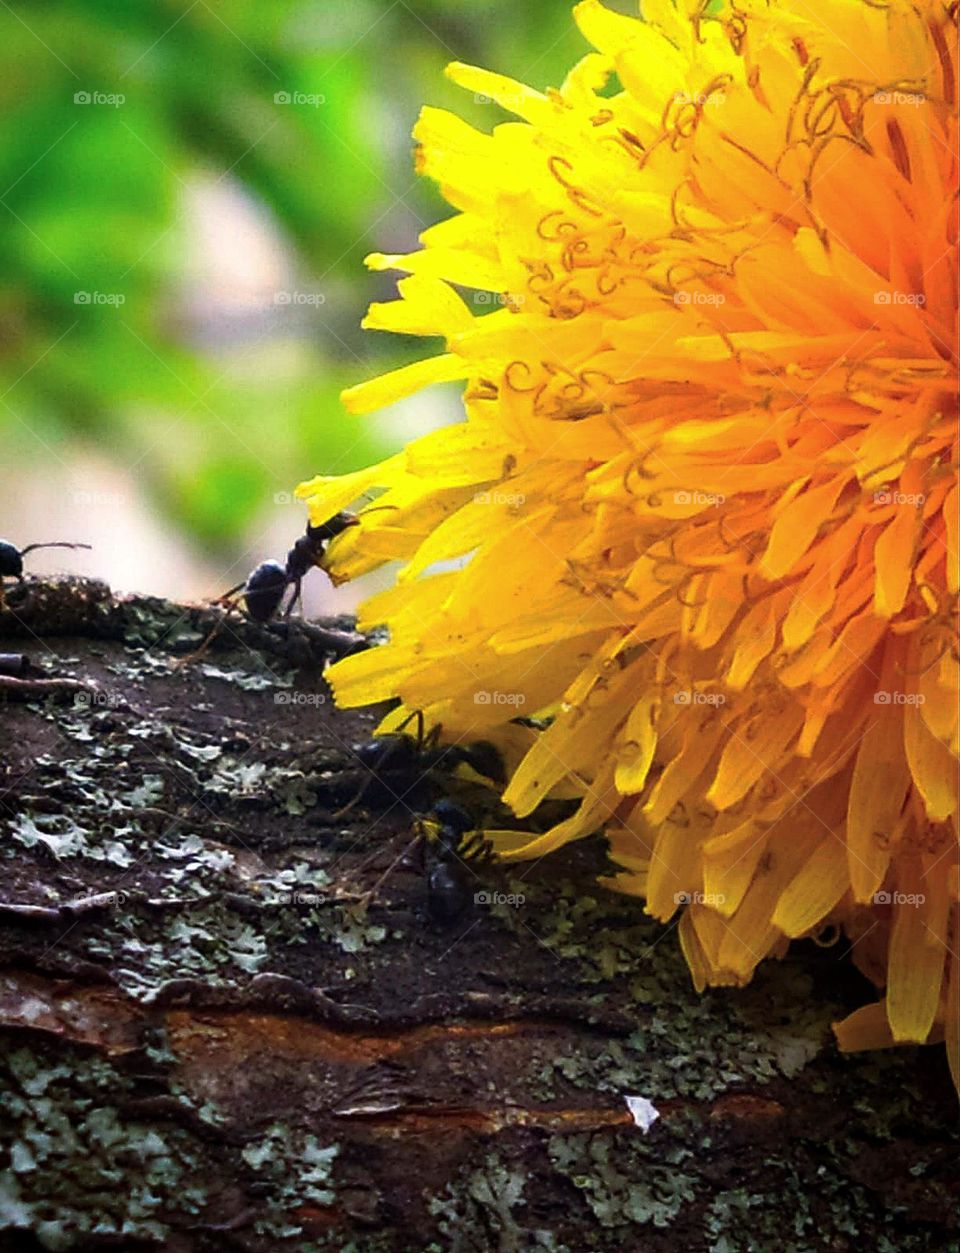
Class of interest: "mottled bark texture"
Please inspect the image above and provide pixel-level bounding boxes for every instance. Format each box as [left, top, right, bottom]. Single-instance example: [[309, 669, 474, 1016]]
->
[[0, 579, 956, 1252]]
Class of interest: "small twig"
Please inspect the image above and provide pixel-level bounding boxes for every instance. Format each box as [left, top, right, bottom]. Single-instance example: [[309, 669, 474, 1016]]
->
[[0, 902, 64, 924], [0, 675, 91, 702], [0, 891, 137, 924], [0, 653, 33, 678]]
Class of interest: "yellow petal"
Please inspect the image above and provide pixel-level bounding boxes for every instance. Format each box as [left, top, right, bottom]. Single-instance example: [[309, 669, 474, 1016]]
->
[[946, 946, 959, 1094], [716, 830, 812, 979], [706, 705, 804, 811], [702, 822, 769, 919], [904, 697, 959, 822], [772, 834, 849, 937], [760, 478, 846, 580], [614, 693, 659, 794], [846, 701, 910, 901], [341, 355, 471, 415], [362, 274, 473, 337], [296, 456, 403, 517], [678, 908, 710, 993], [873, 501, 920, 618], [886, 854, 950, 1043], [834, 1001, 895, 1053]]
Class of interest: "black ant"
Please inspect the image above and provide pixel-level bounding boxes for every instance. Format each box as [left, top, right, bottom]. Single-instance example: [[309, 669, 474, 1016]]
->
[[334, 709, 506, 818], [223, 511, 359, 622], [426, 798, 496, 924], [352, 797, 496, 923], [0, 540, 92, 604], [183, 512, 359, 663]]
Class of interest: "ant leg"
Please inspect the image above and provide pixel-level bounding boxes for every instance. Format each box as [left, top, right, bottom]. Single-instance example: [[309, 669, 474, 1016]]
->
[[455, 828, 496, 865], [331, 736, 404, 820], [175, 593, 242, 670], [457, 832, 481, 860], [473, 836, 495, 864], [283, 578, 303, 619], [389, 707, 422, 741]]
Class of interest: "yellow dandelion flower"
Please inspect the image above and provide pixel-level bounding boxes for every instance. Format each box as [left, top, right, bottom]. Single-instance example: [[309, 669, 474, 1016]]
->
[[298, 0, 959, 1084]]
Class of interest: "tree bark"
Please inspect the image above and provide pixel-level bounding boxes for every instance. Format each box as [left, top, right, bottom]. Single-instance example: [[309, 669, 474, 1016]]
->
[[0, 578, 956, 1252]]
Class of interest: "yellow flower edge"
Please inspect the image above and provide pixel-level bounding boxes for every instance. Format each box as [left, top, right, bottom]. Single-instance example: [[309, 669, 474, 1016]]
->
[[298, 0, 959, 1089]]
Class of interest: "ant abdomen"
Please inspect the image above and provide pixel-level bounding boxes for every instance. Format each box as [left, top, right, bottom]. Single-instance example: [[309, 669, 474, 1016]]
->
[[427, 861, 472, 923], [243, 560, 288, 622]]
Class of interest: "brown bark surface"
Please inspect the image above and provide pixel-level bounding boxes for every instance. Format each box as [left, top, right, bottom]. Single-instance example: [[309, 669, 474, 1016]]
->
[[0, 578, 956, 1252]]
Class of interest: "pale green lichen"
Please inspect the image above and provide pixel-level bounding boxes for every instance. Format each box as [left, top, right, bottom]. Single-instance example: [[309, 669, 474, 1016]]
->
[[243, 1123, 339, 1240], [429, 1154, 562, 1252], [0, 1046, 207, 1249], [501, 868, 839, 1104], [549, 1130, 698, 1230], [0, 1041, 343, 1249]]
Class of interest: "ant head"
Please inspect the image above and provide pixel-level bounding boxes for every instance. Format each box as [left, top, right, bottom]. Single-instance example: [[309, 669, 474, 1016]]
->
[[432, 798, 473, 836], [307, 511, 359, 543]]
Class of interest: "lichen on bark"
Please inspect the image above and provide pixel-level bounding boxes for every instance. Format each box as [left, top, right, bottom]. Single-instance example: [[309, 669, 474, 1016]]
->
[[0, 580, 956, 1251]]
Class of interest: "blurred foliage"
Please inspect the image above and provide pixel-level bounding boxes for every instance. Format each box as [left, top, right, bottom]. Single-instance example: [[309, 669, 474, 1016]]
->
[[0, 0, 596, 547]]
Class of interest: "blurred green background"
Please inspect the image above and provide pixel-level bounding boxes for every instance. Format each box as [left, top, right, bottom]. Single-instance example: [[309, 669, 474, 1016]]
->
[[0, 0, 602, 601]]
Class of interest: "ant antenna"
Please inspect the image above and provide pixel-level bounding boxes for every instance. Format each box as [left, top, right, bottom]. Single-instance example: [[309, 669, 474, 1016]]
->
[[352, 818, 431, 916], [19, 542, 93, 557]]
